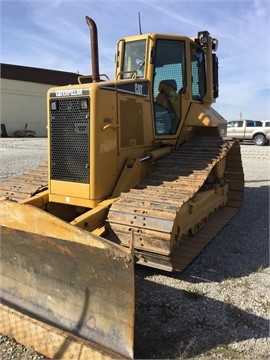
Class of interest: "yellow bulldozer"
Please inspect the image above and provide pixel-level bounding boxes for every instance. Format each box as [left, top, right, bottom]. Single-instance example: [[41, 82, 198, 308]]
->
[[0, 17, 244, 359]]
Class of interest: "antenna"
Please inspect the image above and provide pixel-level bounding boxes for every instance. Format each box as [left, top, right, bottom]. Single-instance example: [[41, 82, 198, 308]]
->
[[138, 12, 142, 34]]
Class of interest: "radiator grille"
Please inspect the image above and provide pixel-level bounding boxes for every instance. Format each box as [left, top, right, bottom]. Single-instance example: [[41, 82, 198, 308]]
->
[[50, 97, 90, 183]]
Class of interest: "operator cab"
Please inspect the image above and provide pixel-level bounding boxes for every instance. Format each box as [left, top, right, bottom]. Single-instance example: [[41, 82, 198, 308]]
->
[[116, 32, 217, 137]]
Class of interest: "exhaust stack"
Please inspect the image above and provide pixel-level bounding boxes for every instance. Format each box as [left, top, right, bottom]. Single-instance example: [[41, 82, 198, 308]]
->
[[85, 16, 100, 82]]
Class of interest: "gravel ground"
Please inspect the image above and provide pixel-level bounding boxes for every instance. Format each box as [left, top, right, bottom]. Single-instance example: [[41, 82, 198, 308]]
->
[[0, 138, 47, 182], [0, 138, 269, 359]]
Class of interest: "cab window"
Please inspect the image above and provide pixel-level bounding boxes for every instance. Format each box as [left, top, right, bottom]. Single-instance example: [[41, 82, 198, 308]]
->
[[121, 40, 146, 79], [190, 43, 206, 100]]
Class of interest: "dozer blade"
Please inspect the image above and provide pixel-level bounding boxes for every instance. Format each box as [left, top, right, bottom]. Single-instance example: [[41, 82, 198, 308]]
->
[[0, 200, 134, 359]]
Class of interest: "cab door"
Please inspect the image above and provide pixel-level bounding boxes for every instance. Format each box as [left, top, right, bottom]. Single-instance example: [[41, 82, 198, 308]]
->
[[152, 39, 186, 135]]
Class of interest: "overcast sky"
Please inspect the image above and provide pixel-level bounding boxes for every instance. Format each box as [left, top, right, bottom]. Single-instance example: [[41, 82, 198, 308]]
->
[[1, 0, 269, 120]]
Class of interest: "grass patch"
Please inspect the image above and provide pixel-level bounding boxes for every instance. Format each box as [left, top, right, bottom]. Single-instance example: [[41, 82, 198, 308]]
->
[[184, 288, 204, 300], [255, 265, 264, 273], [176, 337, 196, 359], [201, 344, 244, 359]]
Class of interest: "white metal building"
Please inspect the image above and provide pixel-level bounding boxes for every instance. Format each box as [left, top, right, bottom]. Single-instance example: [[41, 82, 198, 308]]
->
[[0, 64, 80, 137]]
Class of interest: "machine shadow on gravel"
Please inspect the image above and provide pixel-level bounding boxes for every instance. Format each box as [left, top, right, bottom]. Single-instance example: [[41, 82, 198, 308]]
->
[[134, 279, 269, 359]]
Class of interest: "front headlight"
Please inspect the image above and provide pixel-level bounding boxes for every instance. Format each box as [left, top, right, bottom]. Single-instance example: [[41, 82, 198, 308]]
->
[[50, 100, 59, 111], [80, 99, 89, 110]]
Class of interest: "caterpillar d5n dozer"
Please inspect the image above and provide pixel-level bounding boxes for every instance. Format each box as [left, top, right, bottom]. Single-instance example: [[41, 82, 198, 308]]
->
[[0, 16, 244, 359]]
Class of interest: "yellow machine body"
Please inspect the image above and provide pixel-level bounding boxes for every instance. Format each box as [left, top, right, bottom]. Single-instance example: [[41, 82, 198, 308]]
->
[[47, 32, 226, 210]]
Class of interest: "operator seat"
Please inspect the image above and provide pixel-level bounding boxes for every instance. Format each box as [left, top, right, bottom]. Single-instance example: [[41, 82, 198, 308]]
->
[[156, 79, 178, 110], [155, 79, 180, 134]]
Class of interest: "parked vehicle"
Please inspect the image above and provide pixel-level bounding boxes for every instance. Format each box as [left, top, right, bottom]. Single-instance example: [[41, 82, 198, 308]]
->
[[227, 119, 270, 146]]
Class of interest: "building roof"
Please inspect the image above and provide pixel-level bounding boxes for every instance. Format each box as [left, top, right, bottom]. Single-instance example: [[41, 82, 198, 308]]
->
[[0, 63, 81, 86]]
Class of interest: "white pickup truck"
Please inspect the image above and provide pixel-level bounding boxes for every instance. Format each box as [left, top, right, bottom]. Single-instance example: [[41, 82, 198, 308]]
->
[[227, 119, 270, 146]]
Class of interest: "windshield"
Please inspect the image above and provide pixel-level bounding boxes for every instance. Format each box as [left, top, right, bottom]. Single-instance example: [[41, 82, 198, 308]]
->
[[122, 40, 146, 79]]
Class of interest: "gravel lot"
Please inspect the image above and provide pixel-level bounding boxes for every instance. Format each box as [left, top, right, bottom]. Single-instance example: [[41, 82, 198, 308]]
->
[[0, 138, 269, 359]]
